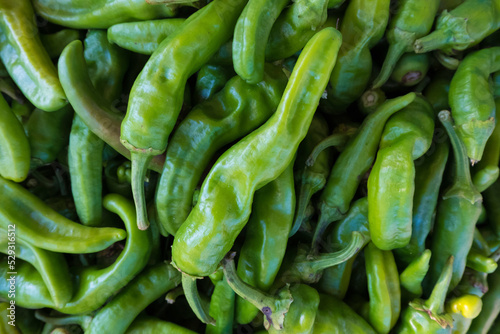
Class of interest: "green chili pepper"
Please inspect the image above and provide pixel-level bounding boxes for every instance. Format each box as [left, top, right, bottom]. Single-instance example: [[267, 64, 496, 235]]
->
[[236, 161, 295, 325], [466, 249, 498, 273], [395, 256, 455, 333], [368, 97, 435, 250], [40, 30, 80, 60], [400, 249, 432, 299], [194, 64, 235, 104], [264, 0, 329, 62], [172, 27, 342, 278], [447, 294, 483, 334], [423, 70, 453, 112], [372, 0, 439, 88], [449, 47, 500, 163], [0, 235, 72, 308], [0, 176, 126, 253], [414, 0, 500, 55], [122, 0, 247, 230], [322, 0, 390, 113], [125, 315, 197, 334], [108, 19, 186, 55], [0, 93, 30, 182], [395, 140, 450, 263], [312, 294, 377, 333], [156, 64, 287, 236], [33, 0, 176, 29], [58, 40, 165, 173], [311, 92, 416, 251], [233, 0, 289, 84], [207, 272, 235, 334], [390, 53, 430, 87], [17, 307, 44, 334], [87, 262, 181, 334], [0, 0, 67, 111], [358, 88, 387, 115], [467, 264, 500, 333], [427, 110, 483, 293], [364, 242, 401, 334]]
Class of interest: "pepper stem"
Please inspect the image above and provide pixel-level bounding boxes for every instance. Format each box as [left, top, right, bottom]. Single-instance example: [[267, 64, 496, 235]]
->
[[165, 286, 185, 304], [34, 311, 93, 331], [289, 182, 313, 237], [372, 42, 406, 89], [414, 30, 451, 54], [306, 133, 349, 167], [425, 256, 454, 314], [182, 273, 215, 325], [310, 208, 343, 255], [131, 152, 152, 230], [222, 253, 293, 330]]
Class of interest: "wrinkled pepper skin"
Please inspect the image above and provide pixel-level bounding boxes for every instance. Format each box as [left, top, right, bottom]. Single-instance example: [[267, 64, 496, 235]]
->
[[468, 265, 500, 333], [236, 161, 295, 325], [87, 262, 181, 334], [33, 0, 176, 29], [428, 111, 483, 293], [0, 0, 67, 111], [368, 97, 435, 250], [121, 0, 247, 230], [125, 316, 197, 334], [172, 28, 342, 277], [108, 19, 186, 55], [156, 65, 287, 236], [364, 242, 401, 334], [372, 0, 439, 88], [414, 0, 500, 55], [312, 294, 377, 333], [0, 93, 30, 182], [233, 0, 289, 84], [449, 47, 500, 163], [395, 140, 449, 264], [0, 176, 126, 254]]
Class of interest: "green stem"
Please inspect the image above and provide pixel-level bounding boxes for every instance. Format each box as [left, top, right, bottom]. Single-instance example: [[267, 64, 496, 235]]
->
[[435, 51, 460, 70], [165, 286, 185, 304], [131, 152, 153, 230], [310, 208, 343, 254], [425, 256, 454, 314], [414, 30, 451, 54], [372, 42, 406, 89], [306, 133, 349, 167], [289, 182, 313, 237], [34, 311, 93, 331], [222, 253, 292, 330], [182, 273, 215, 325]]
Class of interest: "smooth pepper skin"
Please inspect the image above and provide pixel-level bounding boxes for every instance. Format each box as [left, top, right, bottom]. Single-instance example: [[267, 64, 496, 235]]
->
[[364, 242, 401, 334], [121, 0, 247, 230], [172, 28, 342, 278], [368, 97, 435, 250], [0, 176, 126, 254], [233, 0, 289, 84], [107, 19, 186, 55], [87, 262, 181, 334], [372, 0, 439, 88], [194, 64, 235, 104], [0, 93, 30, 182], [236, 161, 295, 325], [449, 47, 500, 163], [312, 92, 416, 251], [447, 294, 483, 334], [207, 273, 235, 334], [40, 29, 80, 59], [125, 316, 197, 334], [414, 0, 500, 55], [0, 0, 67, 111], [156, 65, 287, 236], [427, 111, 483, 293], [33, 0, 176, 29], [390, 53, 430, 87]]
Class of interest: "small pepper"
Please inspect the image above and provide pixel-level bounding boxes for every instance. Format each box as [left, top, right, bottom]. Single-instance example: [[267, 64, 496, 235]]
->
[[447, 294, 483, 334]]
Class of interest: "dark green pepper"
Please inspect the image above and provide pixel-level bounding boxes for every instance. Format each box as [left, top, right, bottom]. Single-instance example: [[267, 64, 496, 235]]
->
[[390, 53, 430, 87], [194, 64, 235, 104], [125, 315, 197, 334], [207, 271, 235, 334], [40, 30, 80, 60]]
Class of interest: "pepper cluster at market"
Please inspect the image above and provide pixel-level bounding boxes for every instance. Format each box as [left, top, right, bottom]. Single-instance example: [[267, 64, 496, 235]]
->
[[1, 0, 500, 333]]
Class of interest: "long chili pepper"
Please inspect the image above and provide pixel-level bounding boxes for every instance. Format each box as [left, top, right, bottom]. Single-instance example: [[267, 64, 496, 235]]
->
[[0, 176, 126, 254], [121, 0, 247, 230], [427, 111, 483, 293], [372, 0, 439, 88], [368, 97, 435, 250], [311, 92, 416, 252], [207, 271, 235, 334], [235, 161, 295, 325], [0, 0, 67, 111], [449, 47, 500, 164]]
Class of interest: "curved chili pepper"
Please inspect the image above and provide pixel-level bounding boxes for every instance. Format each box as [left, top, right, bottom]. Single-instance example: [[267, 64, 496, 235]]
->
[[108, 19, 186, 55], [40, 29, 80, 60], [87, 262, 181, 334], [390, 53, 430, 87], [33, 0, 176, 29], [414, 0, 500, 55], [121, 0, 247, 230], [236, 161, 295, 325], [0, 0, 67, 111], [449, 47, 500, 163], [466, 249, 498, 273], [311, 92, 416, 252], [468, 264, 500, 333], [0, 93, 30, 182], [125, 315, 197, 334], [428, 110, 483, 293], [156, 64, 287, 236], [207, 271, 235, 333], [194, 64, 235, 104], [372, 0, 439, 88], [400, 249, 431, 300], [364, 242, 401, 334], [368, 97, 435, 250], [172, 27, 342, 278], [57, 40, 165, 173], [0, 176, 126, 253]]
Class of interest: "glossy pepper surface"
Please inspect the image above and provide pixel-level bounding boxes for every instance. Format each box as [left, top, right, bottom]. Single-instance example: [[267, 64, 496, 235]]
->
[[172, 27, 342, 277], [207, 271, 236, 334]]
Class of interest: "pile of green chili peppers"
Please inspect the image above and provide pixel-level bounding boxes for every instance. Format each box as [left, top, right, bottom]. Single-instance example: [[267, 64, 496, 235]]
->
[[1, 0, 500, 333]]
